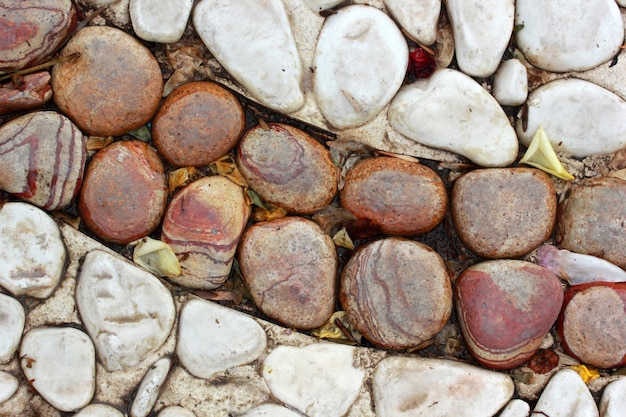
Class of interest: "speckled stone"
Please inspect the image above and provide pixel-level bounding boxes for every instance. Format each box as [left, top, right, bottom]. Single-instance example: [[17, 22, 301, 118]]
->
[[130, 357, 172, 417], [0, 293, 25, 363]]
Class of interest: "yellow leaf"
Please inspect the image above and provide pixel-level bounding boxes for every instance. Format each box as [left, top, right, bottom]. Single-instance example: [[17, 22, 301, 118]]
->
[[132, 237, 182, 277], [569, 364, 599, 383], [168, 167, 200, 195], [520, 126, 575, 180], [210, 155, 248, 187], [253, 205, 287, 222], [333, 227, 355, 250], [311, 311, 361, 344]]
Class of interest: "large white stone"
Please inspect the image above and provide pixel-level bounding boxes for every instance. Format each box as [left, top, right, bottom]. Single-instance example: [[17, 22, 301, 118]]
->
[[388, 68, 519, 167], [599, 377, 626, 417], [74, 404, 125, 417], [0, 293, 24, 363], [313, 4, 408, 129], [499, 399, 530, 417], [493, 59, 528, 106], [262, 343, 365, 417], [532, 369, 598, 417], [383, 0, 441, 45], [515, 0, 623, 72], [130, 357, 172, 417], [193, 0, 304, 113], [76, 250, 175, 371], [516, 78, 626, 158], [130, 0, 194, 43], [0, 371, 18, 404], [240, 404, 302, 417]]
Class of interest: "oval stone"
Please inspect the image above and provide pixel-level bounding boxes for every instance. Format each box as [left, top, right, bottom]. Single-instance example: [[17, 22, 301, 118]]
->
[[493, 59, 528, 106], [0, 293, 25, 363], [152, 81, 245, 167], [600, 377, 626, 417], [340, 237, 452, 350], [78, 140, 167, 245], [532, 369, 599, 417], [237, 123, 338, 215], [130, 357, 172, 417], [451, 168, 556, 258], [0, 371, 19, 404], [130, 0, 194, 43], [314, 5, 408, 129], [74, 404, 125, 417], [383, 0, 440, 46], [238, 216, 337, 330], [340, 156, 447, 236], [455, 260, 563, 369]]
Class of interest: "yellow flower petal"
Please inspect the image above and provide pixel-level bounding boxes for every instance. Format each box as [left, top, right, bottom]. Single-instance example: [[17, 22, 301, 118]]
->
[[569, 364, 599, 383], [520, 126, 575, 180]]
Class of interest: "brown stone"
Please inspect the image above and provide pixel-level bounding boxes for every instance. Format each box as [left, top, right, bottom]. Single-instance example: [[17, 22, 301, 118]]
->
[[0, 71, 52, 115]]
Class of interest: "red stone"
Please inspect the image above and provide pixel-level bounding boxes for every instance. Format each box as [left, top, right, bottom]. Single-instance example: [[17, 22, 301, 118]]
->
[[0, 71, 52, 115]]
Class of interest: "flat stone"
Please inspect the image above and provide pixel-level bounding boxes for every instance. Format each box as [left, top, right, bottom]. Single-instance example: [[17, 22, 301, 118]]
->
[[0, 371, 18, 404], [532, 369, 599, 417], [0, 202, 66, 298], [599, 377, 626, 417], [76, 250, 175, 371], [383, 0, 440, 46], [388, 69, 518, 167], [176, 299, 267, 379], [0, 111, 86, 210], [74, 404, 125, 417], [20, 327, 96, 412], [314, 5, 408, 128], [240, 404, 301, 417], [516, 79, 626, 157], [498, 399, 530, 417], [157, 406, 196, 417], [130, 0, 194, 43], [193, 0, 304, 113], [493, 59, 528, 106], [0, 293, 24, 363], [373, 356, 514, 417], [515, 0, 623, 72], [130, 357, 172, 417], [262, 344, 365, 417]]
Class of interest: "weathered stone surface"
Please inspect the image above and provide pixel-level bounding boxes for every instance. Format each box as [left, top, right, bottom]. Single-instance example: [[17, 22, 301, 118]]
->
[[0, 371, 18, 404], [130, 357, 172, 417], [493, 59, 527, 106], [0, 293, 24, 363], [532, 369, 599, 417], [0, 71, 52, 115], [130, 0, 194, 43], [383, 0, 440, 46], [599, 377, 626, 417], [74, 404, 125, 417]]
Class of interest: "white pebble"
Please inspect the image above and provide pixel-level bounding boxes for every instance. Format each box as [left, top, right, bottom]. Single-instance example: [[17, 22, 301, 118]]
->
[[130, 0, 194, 43], [493, 59, 528, 106], [0, 371, 19, 404], [303, 0, 343, 11], [599, 377, 626, 417], [0, 293, 24, 363], [130, 357, 172, 417], [240, 404, 302, 417], [498, 399, 530, 417], [383, 0, 441, 46], [74, 404, 125, 417], [533, 369, 599, 417]]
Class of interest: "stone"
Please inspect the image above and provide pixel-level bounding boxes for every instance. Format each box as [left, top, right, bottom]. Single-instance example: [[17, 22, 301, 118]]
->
[[0, 202, 66, 298], [78, 140, 167, 244], [0, 0, 77, 71], [532, 369, 599, 417], [455, 260, 563, 369], [0, 71, 52, 115], [373, 356, 514, 417], [313, 5, 408, 128], [0, 371, 18, 404], [240, 404, 301, 417], [515, 0, 623, 72], [130, 0, 194, 43], [51, 25, 163, 136], [76, 250, 175, 371], [74, 404, 125, 417], [516, 79, 626, 158], [498, 399, 530, 417], [451, 168, 556, 258], [237, 123, 338, 215], [388, 69, 518, 167], [238, 216, 337, 330], [383, 0, 441, 46], [158, 406, 196, 417], [0, 111, 86, 211], [340, 156, 447, 235], [262, 344, 365, 417], [599, 377, 626, 417], [446, 0, 514, 77], [19, 327, 96, 412], [0, 293, 24, 363], [340, 237, 452, 350], [176, 299, 267, 379], [152, 81, 245, 167], [130, 357, 172, 417], [162, 176, 251, 289], [493, 59, 527, 106], [193, 0, 304, 113]]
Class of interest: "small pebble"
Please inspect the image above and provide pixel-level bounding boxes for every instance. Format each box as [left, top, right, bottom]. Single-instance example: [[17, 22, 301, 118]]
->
[[599, 377, 626, 417], [492, 59, 528, 106], [74, 404, 125, 417], [158, 406, 196, 417], [532, 369, 598, 417], [498, 399, 530, 417], [0, 371, 18, 404], [240, 404, 301, 417], [0, 293, 25, 363], [130, 0, 194, 43], [130, 357, 172, 417], [383, 0, 441, 46]]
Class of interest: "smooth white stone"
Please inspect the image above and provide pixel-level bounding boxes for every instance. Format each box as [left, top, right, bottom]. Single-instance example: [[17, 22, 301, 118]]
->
[[446, 0, 514, 77], [304, 0, 343, 11], [0, 202, 66, 298], [516, 0, 623, 72], [499, 399, 530, 417], [130, 357, 172, 417], [516, 78, 626, 158], [313, 4, 408, 129], [176, 299, 267, 379], [0, 293, 24, 363], [262, 344, 365, 417], [158, 406, 196, 417], [0, 371, 18, 404], [599, 377, 626, 417], [193, 0, 304, 113], [373, 356, 514, 417], [493, 59, 528, 106], [388, 68, 519, 167], [533, 369, 599, 417], [130, 0, 194, 43], [383, 0, 441, 45], [20, 327, 96, 412], [240, 404, 302, 417], [74, 404, 125, 417], [76, 250, 175, 372]]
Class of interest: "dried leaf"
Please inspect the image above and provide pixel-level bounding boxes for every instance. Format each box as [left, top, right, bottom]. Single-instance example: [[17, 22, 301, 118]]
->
[[51, 211, 81, 229], [132, 237, 181, 277], [311, 205, 357, 235], [527, 349, 559, 374], [168, 167, 200, 195], [375, 150, 420, 163], [569, 364, 599, 383], [311, 311, 362, 344], [193, 289, 239, 301], [434, 25, 454, 68], [209, 155, 248, 187], [246, 188, 268, 210], [128, 125, 151, 142], [86, 136, 114, 151], [253, 205, 287, 222], [333, 227, 354, 250]]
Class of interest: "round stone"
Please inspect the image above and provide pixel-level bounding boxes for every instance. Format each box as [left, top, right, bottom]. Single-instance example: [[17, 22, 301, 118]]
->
[[51, 25, 163, 136], [0, 293, 25, 363], [340, 156, 447, 236], [78, 140, 167, 244], [493, 59, 528, 106], [340, 237, 452, 350], [451, 168, 556, 258], [74, 404, 125, 417], [237, 123, 338, 215], [152, 81, 245, 167], [0, 371, 19, 404]]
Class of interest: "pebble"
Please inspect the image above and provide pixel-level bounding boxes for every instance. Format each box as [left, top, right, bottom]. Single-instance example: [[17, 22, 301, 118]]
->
[[176, 299, 267, 379], [492, 59, 528, 106], [498, 399, 530, 417], [162, 176, 251, 289], [240, 404, 301, 417], [130, 357, 172, 417], [193, 0, 304, 113], [373, 356, 514, 417], [76, 250, 175, 371], [51, 25, 163, 136], [0, 371, 19, 404], [451, 168, 556, 258], [515, 0, 623, 72], [532, 369, 599, 417], [78, 140, 167, 244], [0, 202, 66, 298], [152, 81, 245, 167], [74, 404, 125, 417], [340, 237, 452, 350], [599, 377, 626, 417], [314, 5, 408, 129], [237, 123, 338, 214], [383, 0, 440, 46], [340, 156, 447, 235], [158, 406, 196, 417], [262, 344, 365, 417], [19, 327, 96, 412], [0, 111, 87, 211], [446, 0, 514, 77], [516, 79, 626, 158], [0, 293, 24, 363], [0, 71, 52, 115], [388, 69, 519, 167], [130, 0, 194, 43], [304, 0, 344, 12]]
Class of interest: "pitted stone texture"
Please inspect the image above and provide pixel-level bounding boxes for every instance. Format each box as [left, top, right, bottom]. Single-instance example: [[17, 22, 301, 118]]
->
[[0, 293, 25, 363], [74, 404, 125, 417], [383, 0, 440, 46], [532, 369, 599, 417], [0, 371, 18, 404], [600, 377, 626, 417], [240, 404, 301, 417], [130, 357, 172, 417], [493, 59, 528, 106], [76, 250, 175, 372], [130, 0, 194, 43], [158, 406, 196, 417]]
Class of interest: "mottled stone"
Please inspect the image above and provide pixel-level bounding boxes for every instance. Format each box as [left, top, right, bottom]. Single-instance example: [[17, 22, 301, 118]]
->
[[532, 369, 598, 417], [0, 371, 18, 404], [383, 0, 440, 46], [240, 404, 301, 417], [74, 404, 125, 417], [0, 71, 52, 115], [599, 377, 626, 417], [493, 59, 528, 106], [130, 0, 194, 43], [130, 357, 172, 417], [0, 293, 24, 363]]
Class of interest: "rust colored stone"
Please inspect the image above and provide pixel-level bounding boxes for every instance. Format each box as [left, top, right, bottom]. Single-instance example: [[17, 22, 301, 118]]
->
[[0, 72, 52, 115]]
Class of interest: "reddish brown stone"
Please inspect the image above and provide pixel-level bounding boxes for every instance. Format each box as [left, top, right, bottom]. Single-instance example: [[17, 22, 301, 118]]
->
[[0, 71, 52, 115]]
